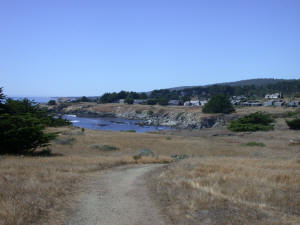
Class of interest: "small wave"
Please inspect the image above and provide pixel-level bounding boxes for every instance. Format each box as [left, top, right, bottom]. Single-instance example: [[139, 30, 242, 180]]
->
[[71, 120, 80, 123], [67, 114, 77, 117]]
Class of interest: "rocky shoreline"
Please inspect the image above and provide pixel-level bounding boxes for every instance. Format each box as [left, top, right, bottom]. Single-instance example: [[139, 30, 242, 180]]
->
[[49, 103, 238, 129]]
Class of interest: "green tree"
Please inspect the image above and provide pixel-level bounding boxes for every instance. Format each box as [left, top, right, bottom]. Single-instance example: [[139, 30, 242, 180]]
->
[[0, 113, 57, 154], [157, 97, 168, 106], [47, 100, 57, 105], [80, 96, 89, 102], [125, 96, 134, 104], [202, 94, 235, 114], [0, 89, 69, 154]]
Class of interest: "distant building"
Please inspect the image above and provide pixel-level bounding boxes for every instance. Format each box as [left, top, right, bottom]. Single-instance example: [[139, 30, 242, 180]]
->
[[231, 100, 241, 105], [287, 101, 300, 107], [133, 99, 147, 104], [232, 95, 246, 101], [263, 100, 274, 107], [265, 93, 282, 99], [119, 99, 125, 104], [273, 101, 285, 107], [184, 100, 200, 106], [241, 100, 262, 107], [168, 100, 180, 106], [199, 100, 208, 106]]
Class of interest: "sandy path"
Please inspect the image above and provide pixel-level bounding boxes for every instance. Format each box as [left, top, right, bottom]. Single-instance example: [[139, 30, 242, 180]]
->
[[66, 164, 167, 225]]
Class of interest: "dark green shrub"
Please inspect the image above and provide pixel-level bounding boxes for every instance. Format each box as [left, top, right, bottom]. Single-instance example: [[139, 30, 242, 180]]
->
[[147, 99, 157, 105], [228, 112, 274, 132], [147, 110, 154, 116], [241, 142, 265, 147], [90, 144, 119, 151], [47, 100, 56, 105], [202, 94, 235, 114], [286, 118, 300, 130]]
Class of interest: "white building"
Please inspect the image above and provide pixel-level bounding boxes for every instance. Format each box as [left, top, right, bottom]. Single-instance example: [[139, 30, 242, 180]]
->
[[265, 93, 282, 99]]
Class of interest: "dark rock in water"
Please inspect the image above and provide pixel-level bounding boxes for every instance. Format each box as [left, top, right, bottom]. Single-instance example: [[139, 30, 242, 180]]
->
[[110, 120, 125, 124], [98, 124, 108, 127]]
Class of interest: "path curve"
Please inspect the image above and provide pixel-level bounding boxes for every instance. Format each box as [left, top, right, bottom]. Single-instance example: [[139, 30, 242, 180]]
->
[[66, 164, 167, 225]]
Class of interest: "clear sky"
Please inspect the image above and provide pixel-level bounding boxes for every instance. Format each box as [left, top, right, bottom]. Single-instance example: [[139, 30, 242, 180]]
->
[[1, 0, 300, 96]]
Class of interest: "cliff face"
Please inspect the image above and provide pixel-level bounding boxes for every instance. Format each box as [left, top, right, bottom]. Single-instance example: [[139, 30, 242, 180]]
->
[[50, 103, 236, 129]]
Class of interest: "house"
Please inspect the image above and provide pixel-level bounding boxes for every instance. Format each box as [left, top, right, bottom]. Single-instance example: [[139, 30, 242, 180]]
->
[[184, 100, 200, 106], [184, 101, 191, 106], [241, 100, 262, 107], [133, 99, 147, 104], [273, 101, 285, 107], [199, 100, 208, 106], [231, 100, 241, 105], [168, 100, 180, 106], [263, 100, 274, 107], [232, 95, 246, 101], [287, 101, 300, 107], [119, 99, 125, 104], [265, 93, 283, 99], [190, 100, 200, 106]]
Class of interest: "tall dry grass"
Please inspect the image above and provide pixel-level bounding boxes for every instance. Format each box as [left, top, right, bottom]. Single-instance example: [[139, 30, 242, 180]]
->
[[150, 157, 300, 225]]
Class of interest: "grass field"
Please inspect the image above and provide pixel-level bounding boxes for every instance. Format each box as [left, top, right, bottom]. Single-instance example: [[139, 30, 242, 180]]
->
[[1, 107, 300, 225]]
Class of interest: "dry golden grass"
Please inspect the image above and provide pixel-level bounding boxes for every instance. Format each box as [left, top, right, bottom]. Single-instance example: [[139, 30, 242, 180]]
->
[[0, 126, 172, 225], [151, 157, 300, 225]]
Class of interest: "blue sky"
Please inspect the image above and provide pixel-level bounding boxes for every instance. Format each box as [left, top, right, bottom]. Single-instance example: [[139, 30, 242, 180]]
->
[[1, 0, 300, 96]]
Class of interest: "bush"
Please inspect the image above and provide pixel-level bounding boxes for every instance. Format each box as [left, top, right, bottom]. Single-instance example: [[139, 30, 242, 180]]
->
[[228, 112, 274, 132], [147, 99, 157, 105], [90, 144, 119, 151], [47, 100, 56, 105], [286, 118, 300, 130], [241, 142, 265, 147], [202, 94, 235, 114], [147, 110, 154, 116]]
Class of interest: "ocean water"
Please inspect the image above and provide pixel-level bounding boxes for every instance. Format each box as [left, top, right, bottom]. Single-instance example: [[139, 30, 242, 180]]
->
[[63, 114, 172, 133]]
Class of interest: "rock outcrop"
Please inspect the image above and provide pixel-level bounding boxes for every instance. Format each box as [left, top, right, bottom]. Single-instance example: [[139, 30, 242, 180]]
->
[[50, 103, 236, 129]]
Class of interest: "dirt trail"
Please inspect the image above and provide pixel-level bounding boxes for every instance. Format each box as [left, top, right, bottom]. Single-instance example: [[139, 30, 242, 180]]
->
[[66, 164, 167, 225]]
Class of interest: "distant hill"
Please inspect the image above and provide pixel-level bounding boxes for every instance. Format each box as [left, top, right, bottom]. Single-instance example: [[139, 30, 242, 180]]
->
[[165, 78, 286, 91]]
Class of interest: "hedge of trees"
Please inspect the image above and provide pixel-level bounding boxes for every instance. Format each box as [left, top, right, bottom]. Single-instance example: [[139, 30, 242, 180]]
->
[[99, 91, 147, 103], [0, 88, 70, 155], [98, 79, 300, 105]]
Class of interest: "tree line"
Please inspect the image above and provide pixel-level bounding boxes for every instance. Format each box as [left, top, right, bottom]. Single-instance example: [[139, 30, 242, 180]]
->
[[97, 80, 300, 104]]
